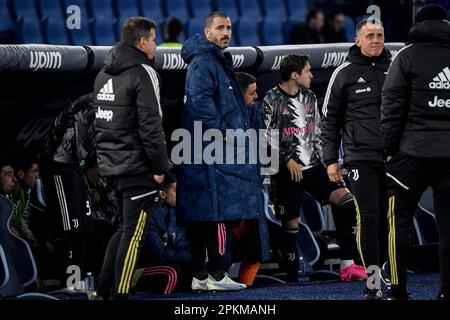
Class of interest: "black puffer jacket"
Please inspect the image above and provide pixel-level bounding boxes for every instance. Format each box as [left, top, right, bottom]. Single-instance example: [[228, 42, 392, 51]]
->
[[93, 43, 169, 177], [320, 45, 392, 165], [381, 20, 450, 158]]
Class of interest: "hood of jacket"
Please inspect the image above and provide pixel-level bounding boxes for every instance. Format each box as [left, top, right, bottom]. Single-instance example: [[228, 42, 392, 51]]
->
[[181, 34, 228, 65], [104, 42, 152, 75], [346, 44, 392, 65], [408, 20, 450, 45]]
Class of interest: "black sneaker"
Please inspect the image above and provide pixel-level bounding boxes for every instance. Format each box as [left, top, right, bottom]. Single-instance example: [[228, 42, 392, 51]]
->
[[380, 262, 391, 290], [364, 289, 384, 300]]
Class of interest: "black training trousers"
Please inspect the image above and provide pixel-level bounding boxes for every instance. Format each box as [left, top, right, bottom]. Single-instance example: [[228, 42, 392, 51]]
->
[[386, 155, 450, 296], [96, 176, 158, 298], [346, 161, 389, 270]]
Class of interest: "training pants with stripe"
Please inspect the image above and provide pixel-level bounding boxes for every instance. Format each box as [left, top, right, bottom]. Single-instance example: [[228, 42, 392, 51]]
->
[[43, 162, 92, 284], [96, 176, 158, 298], [185, 222, 229, 280], [386, 155, 450, 296], [346, 161, 389, 270]]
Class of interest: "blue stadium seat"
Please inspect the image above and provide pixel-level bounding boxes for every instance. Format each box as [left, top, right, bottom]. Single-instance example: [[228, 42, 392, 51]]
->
[[36, 0, 63, 19], [89, 0, 115, 20], [10, 0, 38, 18], [343, 15, 355, 42], [62, 0, 90, 20], [16, 15, 44, 43], [260, 0, 287, 18], [236, 0, 261, 18], [43, 15, 70, 44], [68, 13, 93, 45], [283, 18, 296, 44], [260, 17, 284, 45], [185, 17, 203, 38], [139, 0, 165, 23], [235, 18, 259, 46], [189, 0, 211, 18], [285, 0, 308, 22], [164, 0, 190, 23], [92, 16, 116, 45], [61, 0, 91, 41], [115, 0, 140, 19], [213, 0, 238, 22], [0, 0, 16, 41], [300, 192, 325, 233], [115, 15, 163, 43]]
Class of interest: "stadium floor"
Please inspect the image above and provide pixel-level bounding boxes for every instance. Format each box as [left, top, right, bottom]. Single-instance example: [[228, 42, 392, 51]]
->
[[131, 272, 440, 300]]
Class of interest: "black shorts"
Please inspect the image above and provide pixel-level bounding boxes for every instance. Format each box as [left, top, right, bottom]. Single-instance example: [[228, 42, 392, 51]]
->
[[271, 164, 344, 223]]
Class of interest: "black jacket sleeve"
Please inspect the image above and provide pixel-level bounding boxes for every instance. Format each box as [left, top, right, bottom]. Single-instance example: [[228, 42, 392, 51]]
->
[[380, 51, 411, 157], [320, 68, 346, 166], [135, 65, 170, 174]]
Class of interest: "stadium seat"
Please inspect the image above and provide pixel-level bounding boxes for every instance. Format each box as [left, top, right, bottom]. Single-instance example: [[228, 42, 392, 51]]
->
[[343, 14, 355, 41], [300, 192, 325, 233], [185, 18, 204, 38], [115, 0, 140, 20], [62, 0, 90, 21], [10, 0, 38, 19], [414, 187, 438, 245], [283, 18, 296, 44], [92, 16, 116, 45], [164, 0, 190, 23], [139, 0, 165, 23], [0, 0, 16, 42], [260, 17, 284, 45], [89, 0, 116, 20], [43, 15, 70, 45], [213, 0, 238, 22], [189, 0, 211, 18], [69, 13, 93, 45], [236, 0, 261, 18], [36, 0, 63, 19], [0, 194, 62, 299], [260, 0, 287, 18], [61, 0, 92, 44], [285, 0, 308, 22], [235, 18, 260, 46], [16, 15, 44, 43]]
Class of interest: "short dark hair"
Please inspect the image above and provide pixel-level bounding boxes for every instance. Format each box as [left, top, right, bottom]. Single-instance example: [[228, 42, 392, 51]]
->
[[330, 10, 344, 21], [356, 18, 383, 34], [161, 170, 177, 192], [307, 9, 324, 23], [205, 12, 229, 28], [0, 154, 11, 171], [280, 54, 310, 82], [164, 16, 183, 40], [416, 4, 448, 23], [121, 17, 157, 46], [235, 72, 256, 93], [10, 151, 36, 175]]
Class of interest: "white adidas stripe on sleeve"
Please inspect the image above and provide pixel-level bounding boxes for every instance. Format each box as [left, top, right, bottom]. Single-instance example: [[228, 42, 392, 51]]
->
[[141, 64, 163, 118], [322, 62, 351, 117]]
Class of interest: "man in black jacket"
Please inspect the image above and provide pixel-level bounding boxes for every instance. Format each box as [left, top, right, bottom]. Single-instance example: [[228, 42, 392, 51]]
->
[[380, 4, 450, 300], [320, 18, 391, 299], [93, 17, 169, 299]]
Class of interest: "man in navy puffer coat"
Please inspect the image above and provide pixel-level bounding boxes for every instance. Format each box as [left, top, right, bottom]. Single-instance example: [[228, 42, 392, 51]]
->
[[177, 12, 263, 291]]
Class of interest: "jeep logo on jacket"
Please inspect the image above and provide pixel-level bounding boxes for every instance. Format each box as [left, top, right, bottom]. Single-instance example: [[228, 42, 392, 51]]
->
[[381, 20, 450, 158]]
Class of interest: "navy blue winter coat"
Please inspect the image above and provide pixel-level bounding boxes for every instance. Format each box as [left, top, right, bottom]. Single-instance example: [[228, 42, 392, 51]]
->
[[141, 201, 191, 265], [176, 35, 263, 223]]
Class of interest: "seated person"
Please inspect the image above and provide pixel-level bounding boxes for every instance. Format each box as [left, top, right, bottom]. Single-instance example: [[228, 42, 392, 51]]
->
[[136, 171, 192, 293], [0, 155, 16, 196]]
